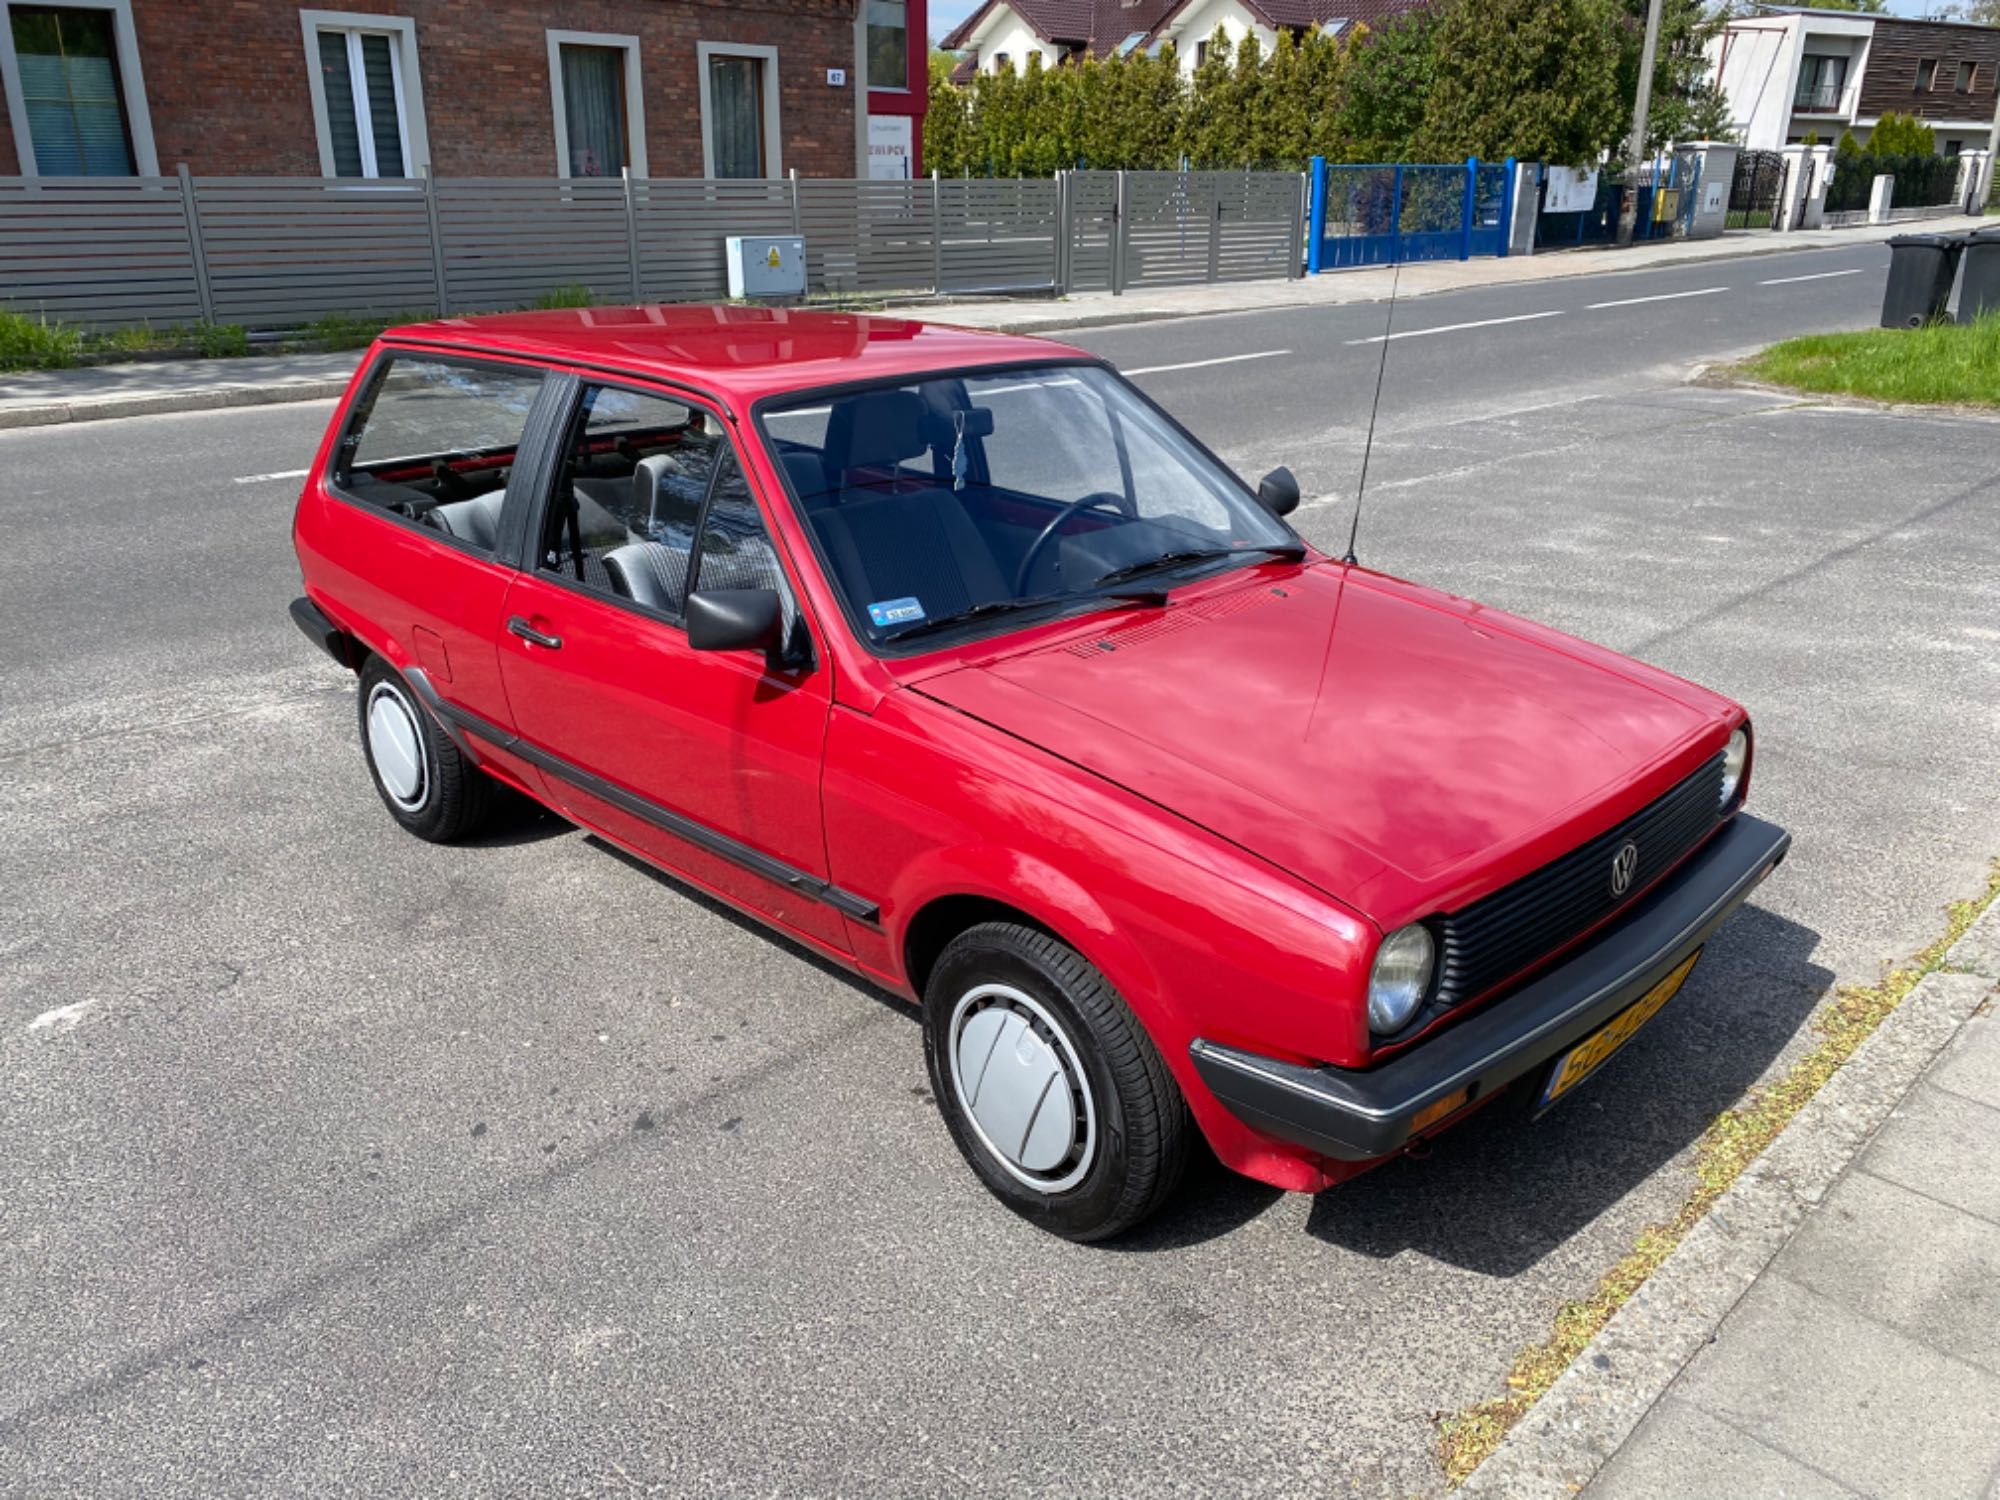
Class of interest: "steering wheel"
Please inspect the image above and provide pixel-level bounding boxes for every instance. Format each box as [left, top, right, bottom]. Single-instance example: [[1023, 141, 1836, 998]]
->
[[1013, 492, 1136, 596]]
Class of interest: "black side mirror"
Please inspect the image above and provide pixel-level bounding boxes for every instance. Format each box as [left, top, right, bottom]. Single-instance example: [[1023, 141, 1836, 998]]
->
[[687, 588, 784, 659], [1257, 466, 1301, 518]]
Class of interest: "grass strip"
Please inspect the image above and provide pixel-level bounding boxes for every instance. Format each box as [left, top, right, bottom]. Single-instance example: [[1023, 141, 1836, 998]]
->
[[1739, 313, 2000, 408], [1434, 857, 2000, 1486]]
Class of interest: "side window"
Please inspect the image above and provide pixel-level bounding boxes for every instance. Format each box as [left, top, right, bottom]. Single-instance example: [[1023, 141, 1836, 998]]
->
[[693, 446, 800, 637], [537, 384, 724, 608], [332, 355, 544, 554], [538, 382, 796, 634]]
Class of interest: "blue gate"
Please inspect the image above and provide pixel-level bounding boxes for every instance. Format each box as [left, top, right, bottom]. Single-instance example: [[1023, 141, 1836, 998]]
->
[[1307, 157, 1514, 271]]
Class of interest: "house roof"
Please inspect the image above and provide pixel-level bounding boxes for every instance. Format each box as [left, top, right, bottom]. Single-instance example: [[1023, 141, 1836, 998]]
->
[[941, 0, 1426, 57]]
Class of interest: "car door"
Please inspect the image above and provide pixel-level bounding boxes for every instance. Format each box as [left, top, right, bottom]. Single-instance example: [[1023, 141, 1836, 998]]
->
[[307, 347, 561, 800], [495, 378, 849, 951]]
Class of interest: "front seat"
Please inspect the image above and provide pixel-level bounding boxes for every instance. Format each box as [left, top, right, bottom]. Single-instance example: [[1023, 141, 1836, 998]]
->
[[810, 391, 1009, 621], [429, 491, 503, 551]]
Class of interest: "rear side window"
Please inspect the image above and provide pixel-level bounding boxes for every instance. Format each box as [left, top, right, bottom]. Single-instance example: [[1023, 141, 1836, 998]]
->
[[331, 354, 545, 555]]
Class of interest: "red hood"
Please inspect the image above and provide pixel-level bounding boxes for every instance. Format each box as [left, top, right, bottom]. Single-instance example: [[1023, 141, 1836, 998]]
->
[[912, 563, 1737, 927]]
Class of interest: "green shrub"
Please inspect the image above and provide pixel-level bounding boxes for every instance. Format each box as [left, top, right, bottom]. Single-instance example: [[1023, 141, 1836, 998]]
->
[[189, 322, 250, 358], [0, 307, 84, 370]]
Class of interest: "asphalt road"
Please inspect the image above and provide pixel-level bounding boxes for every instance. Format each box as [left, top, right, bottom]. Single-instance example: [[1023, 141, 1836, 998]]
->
[[5, 241, 1999, 1498]]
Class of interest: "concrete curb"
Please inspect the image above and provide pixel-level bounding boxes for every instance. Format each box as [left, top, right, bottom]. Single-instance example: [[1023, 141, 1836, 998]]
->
[[1457, 898, 2000, 1498], [0, 377, 352, 431]]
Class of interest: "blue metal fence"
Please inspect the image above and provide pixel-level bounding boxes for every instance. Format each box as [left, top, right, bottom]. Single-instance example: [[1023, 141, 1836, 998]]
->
[[1307, 156, 1514, 271]]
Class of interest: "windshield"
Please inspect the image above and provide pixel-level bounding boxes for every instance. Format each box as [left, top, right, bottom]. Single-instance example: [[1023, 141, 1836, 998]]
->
[[757, 364, 1298, 650]]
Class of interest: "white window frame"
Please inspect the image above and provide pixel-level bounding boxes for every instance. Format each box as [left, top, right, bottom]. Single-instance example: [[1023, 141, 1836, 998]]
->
[[0, 0, 159, 176], [299, 8, 429, 178], [696, 40, 781, 180], [546, 29, 646, 178]]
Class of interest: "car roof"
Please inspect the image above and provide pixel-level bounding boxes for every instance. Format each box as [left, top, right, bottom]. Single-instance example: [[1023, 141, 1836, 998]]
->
[[380, 304, 1086, 405]]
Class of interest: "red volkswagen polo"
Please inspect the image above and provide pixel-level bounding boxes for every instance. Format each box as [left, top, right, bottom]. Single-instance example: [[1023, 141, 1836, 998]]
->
[[289, 306, 1788, 1241]]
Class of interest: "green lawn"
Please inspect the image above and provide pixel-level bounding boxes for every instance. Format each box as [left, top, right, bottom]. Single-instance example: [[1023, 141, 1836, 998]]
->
[[1742, 314, 2000, 407]]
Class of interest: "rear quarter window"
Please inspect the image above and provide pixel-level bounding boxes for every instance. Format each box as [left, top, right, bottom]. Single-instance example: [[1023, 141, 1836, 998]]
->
[[330, 354, 546, 555]]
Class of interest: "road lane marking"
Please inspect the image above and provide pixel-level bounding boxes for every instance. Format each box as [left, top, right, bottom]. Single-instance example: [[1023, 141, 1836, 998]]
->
[[232, 467, 310, 485], [1586, 286, 1728, 310], [1344, 311, 1563, 346], [1121, 350, 1291, 375], [1759, 268, 1865, 286]]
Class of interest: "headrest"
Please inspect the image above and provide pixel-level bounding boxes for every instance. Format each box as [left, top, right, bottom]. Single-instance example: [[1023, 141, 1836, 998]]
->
[[634, 451, 703, 529], [825, 390, 928, 472]]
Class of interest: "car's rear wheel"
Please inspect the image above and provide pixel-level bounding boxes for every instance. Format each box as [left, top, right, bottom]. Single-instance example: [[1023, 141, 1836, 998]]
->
[[357, 657, 491, 842], [923, 922, 1187, 1242]]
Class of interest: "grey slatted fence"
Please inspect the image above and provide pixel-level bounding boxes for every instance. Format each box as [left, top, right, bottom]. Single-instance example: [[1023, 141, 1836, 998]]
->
[[0, 175, 204, 328], [939, 177, 1061, 294], [0, 169, 1308, 332], [196, 176, 436, 326]]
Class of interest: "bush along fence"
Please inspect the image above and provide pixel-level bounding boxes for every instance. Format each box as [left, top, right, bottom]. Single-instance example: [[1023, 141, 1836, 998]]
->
[[0, 167, 1317, 332]]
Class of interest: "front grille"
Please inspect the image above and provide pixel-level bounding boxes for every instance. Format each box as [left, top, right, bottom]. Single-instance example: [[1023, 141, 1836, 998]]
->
[[1433, 753, 1728, 1009]]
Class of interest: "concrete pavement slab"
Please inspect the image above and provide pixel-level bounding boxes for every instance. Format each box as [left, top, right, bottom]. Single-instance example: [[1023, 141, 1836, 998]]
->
[[1950, 900, 2000, 982], [1672, 1272, 2000, 1500], [1931, 1008, 2000, 1111], [1865, 1083, 2000, 1225], [0, 351, 358, 429], [1586, 1396, 1863, 1500], [1773, 1166, 2000, 1377]]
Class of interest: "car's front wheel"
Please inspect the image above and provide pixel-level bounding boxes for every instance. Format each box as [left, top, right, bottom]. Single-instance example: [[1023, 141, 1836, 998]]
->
[[923, 922, 1188, 1242], [356, 656, 492, 842]]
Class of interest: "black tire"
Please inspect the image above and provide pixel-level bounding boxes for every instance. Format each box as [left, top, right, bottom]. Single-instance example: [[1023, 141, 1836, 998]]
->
[[355, 656, 492, 843], [923, 922, 1188, 1242]]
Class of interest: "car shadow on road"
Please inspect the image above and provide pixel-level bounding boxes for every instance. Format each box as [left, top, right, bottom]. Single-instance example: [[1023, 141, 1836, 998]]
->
[[1301, 902, 1831, 1276], [455, 785, 575, 849]]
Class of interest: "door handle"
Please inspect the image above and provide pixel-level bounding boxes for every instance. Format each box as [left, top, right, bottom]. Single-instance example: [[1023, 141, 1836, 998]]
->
[[507, 615, 562, 649]]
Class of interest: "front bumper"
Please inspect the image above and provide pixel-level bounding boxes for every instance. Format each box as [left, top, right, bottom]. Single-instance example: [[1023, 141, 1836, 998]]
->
[[1190, 812, 1791, 1163]]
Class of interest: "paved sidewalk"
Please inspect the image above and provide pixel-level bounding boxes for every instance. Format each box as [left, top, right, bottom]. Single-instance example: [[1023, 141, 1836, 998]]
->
[[2, 216, 1983, 432], [1464, 901, 2000, 1500], [1584, 964, 2000, 1499]]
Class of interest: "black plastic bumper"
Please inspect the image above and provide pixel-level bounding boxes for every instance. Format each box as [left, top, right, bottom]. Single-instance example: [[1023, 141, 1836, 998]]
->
[[289, 596, 352, 668], [1190, 812, 1791, 1162]]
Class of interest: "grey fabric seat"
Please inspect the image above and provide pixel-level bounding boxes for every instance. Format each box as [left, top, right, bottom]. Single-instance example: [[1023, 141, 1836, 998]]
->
[[809, 389, 1009, 622], [602, 540, 689, 613], [429, 491, 504, 551]]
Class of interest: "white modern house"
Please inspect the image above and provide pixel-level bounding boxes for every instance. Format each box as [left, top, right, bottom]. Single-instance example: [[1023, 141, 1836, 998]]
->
[[1708, 5, 2000, 156]]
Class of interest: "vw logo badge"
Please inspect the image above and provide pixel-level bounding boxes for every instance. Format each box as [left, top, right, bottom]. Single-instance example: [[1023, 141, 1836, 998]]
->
[[1610, 841, 1640, 898]]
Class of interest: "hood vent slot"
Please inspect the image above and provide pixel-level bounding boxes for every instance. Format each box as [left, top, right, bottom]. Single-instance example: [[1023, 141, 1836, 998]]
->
[[1061, 584, 1286, 659]]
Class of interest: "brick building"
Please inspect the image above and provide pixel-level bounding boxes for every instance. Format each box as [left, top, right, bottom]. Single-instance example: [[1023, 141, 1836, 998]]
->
[[0, 0, 927, 180]]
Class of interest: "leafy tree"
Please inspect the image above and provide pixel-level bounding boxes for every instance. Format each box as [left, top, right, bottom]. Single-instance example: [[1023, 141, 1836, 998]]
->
[[924, 52, 973, 175], [1415, 0, 1627, 165], [1836, 128, 1864, 157], [1617, 0, 1731, 151], [1335, 12, 1439, 162]]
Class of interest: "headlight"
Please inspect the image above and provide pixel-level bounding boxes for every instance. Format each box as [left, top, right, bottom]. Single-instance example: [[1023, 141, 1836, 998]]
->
[[1368, 923, 1435, 1034], [1719, 726, 1750, 809]]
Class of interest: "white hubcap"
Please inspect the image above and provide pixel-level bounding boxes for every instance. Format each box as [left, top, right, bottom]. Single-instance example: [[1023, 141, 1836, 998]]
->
[[366, 683, 427, 811], [948, 984, 1096, 1194]]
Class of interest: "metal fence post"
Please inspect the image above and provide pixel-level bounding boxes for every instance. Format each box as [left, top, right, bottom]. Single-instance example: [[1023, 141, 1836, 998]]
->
[[1499, 157, 1516, 258], [1390, 164, 1405, 265], [1056, 169, 1071, 293], [1305, 156, 1326, 275], [789, 168, 802, 237], [1206, 177, 1223, 283], [176, 163, 216, 324], [622, 168, 644, 302], [1460, 156, 1478, 261], [422, 167, 449, 314], [1112, 170, 1128, 296], [931, 170, 944, 295]]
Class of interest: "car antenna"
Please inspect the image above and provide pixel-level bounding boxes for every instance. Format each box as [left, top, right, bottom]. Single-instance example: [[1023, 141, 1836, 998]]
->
[[1343, 257, 1404, 567]]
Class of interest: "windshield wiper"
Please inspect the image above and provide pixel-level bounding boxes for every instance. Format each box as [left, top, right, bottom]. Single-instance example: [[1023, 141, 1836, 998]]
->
[[880, 588, 1168, 644], [1091, 541, 1307, 590]]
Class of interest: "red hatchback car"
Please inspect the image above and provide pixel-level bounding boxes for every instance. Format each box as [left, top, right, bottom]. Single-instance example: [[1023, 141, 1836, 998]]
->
[[290, 306, 1788, 1241]]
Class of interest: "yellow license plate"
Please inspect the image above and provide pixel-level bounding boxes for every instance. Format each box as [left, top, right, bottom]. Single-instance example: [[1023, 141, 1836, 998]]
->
[[1538, 950, 1702, 1110]]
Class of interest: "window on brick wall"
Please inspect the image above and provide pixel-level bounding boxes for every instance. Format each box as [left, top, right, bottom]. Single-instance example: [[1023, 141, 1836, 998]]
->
[[2, 0, 156, 175], [698, 42, 780, 179], [548, 31, 645, 178], [300, 10, 429, 179]]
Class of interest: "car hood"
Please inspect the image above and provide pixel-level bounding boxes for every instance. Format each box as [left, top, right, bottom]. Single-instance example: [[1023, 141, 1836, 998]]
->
[[911, 563, 1734, 927]]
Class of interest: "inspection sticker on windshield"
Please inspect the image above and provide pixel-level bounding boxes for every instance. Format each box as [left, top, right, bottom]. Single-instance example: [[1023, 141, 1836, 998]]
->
[[868, 597, 925, 628]]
